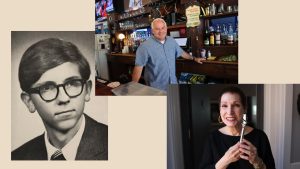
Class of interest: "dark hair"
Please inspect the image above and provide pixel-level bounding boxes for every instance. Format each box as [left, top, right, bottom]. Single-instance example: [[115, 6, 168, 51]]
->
[[219, 86, 247, 109], [18, 38, 91, 92]]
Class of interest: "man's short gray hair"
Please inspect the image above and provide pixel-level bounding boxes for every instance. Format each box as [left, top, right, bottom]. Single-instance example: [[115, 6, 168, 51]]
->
[[151, 18, 167, 29]]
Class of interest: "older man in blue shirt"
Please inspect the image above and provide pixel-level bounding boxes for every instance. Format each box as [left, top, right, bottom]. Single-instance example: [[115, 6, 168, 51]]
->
[[132, 18, 205, 91]]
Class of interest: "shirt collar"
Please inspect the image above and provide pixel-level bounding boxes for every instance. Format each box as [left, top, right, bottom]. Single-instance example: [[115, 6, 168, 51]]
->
[[151, 36, 168, 44], [44, 115, 86, 160]]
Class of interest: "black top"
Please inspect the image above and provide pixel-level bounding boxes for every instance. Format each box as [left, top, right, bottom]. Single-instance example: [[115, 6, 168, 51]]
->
[[198, 128, 276, 169]]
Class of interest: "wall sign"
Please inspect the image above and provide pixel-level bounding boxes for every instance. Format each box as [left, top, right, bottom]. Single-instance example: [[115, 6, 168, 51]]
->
[[185, 5, 201, 28]]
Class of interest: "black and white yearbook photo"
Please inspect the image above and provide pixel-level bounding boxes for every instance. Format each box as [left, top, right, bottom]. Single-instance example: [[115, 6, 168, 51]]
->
[[11, 31, 108, 160]]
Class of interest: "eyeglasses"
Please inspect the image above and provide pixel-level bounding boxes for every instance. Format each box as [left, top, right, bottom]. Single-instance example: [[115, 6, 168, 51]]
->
[[28, 79, 88, 102]]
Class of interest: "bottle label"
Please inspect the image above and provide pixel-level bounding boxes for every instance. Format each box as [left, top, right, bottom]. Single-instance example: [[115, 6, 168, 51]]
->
[[204, 40, 209, 45], [227, 35, 233, 44], [215, 34, 221, 41], [210, 36, 214, 45]]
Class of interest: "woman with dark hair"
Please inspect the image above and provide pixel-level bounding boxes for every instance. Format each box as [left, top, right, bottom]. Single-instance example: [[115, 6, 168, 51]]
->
[[199, 86, 275, 169]]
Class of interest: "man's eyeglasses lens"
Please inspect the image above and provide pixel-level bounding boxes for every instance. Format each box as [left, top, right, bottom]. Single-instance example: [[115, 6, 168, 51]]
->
[[29, 79, 86, 102]]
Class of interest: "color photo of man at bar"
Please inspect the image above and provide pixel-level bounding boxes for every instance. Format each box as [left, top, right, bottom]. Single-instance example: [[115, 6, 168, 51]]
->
[[95, 0, 239, 95], [132, 18, 205, 91]]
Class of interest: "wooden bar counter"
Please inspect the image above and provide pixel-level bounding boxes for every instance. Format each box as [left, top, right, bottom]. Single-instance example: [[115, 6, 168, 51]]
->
[[107, 53, 238, 83], [176, 59, 238, 81]]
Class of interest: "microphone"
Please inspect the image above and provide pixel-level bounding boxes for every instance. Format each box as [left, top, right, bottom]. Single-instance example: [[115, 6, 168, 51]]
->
[[239, 114, 247, 143]]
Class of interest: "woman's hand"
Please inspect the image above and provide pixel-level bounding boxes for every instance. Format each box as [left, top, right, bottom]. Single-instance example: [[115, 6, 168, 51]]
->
[[239, 139, 265, 168], [215, 142, 241, 169], [239, 139, 258, 164]]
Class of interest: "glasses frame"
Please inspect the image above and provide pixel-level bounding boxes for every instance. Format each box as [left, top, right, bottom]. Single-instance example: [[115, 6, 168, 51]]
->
[[27, 79, 89, 102]]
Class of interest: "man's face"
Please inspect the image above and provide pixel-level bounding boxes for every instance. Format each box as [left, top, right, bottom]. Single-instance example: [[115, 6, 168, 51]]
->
[[152, 20, 167, 41], [23, 62, 91, 132]]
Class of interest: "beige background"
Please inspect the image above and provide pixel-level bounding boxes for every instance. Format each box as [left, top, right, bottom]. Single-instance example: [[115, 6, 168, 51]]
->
[[1, 0, 300, 168], [239, 1, 300, 83]]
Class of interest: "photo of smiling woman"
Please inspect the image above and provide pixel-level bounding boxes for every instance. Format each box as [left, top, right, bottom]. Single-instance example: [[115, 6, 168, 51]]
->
[[11, 31, 108, 160], [199, 86, 275, 169]]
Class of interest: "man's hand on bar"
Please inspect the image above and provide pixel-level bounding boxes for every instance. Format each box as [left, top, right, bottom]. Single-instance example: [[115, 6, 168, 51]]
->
[[181, 51, 205, 64], [194, 57, 206, 64]]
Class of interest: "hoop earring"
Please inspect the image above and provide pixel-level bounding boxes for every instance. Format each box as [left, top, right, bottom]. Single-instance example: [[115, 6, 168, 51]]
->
[[218, 115, 223, 124]]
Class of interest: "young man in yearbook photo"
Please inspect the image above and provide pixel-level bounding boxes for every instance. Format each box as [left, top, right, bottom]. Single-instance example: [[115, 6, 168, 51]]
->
[[11, 32, 108, 160]]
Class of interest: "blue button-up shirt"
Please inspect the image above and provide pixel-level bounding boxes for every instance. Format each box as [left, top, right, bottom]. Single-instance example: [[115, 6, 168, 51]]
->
[[135, 36, 183, 91]]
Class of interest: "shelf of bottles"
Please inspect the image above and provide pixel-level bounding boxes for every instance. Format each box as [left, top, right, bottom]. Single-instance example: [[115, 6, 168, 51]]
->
[[121, 27, 152, 53], [119, 20, 150, 31], [203, 22, 238, 47], [118, 7, 150, 21], [117, 6, 152, 31], [201, 11, 238, 19], [199, 2, 238, 62]]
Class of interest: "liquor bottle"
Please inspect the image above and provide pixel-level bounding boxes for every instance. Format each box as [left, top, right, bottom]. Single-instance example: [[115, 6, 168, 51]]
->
[[227, 24, 234, 45], [204, 27, 210, 46], [123, 33, 128, 46], [209, 26, 215, 46], [221, 24, 228, 45], [210, 3, 216, 16], [233, 23, 238, 44], [207, 50, 211, 57], [215, 25, 221, 45], [206, 4, 211, 16]]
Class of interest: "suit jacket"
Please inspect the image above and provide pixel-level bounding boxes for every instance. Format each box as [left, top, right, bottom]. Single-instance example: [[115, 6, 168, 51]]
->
[[11, 114, 108, 160]]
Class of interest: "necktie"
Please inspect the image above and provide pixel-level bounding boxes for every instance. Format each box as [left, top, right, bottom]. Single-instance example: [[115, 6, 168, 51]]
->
[[50, 150, 66, 160]]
